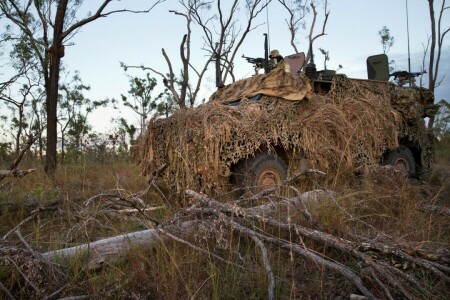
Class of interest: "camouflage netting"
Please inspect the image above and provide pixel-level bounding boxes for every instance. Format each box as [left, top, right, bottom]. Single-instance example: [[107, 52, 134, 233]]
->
[[133, 69, 431, 195], [209, 68, 313, 102]]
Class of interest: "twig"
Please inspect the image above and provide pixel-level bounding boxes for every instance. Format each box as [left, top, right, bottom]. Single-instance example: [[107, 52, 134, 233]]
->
[[251, 236, 275, 300], [42, 283, 70, 300], [233, 187, 276, 205], [15, 230, 33, 252], [2, 206, 57, 240], [56, 296, 90, 300], [112, 207, 165, 214], [136, 163, 167, 198], [3, 214, 37, 240], [356, 237, 450, 277], [365, 267, 394, 300], [159, 229, 245, 270], [284, 168, 327, 183], [0, 281, 15, 300], [421, 204, 450, 216], [229, 216, 377, 300], [0, 133, 40, 182], [6, 257, 40, 294]]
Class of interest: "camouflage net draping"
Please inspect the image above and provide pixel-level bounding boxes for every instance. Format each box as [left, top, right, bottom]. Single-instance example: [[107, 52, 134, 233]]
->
[[133, 72, 430, 195], [209, 68, 313, 102]]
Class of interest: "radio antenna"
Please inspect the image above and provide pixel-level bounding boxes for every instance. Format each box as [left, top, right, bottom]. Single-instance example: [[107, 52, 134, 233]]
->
[[266, 0, 271, 50], [406, 0, 412, 87]]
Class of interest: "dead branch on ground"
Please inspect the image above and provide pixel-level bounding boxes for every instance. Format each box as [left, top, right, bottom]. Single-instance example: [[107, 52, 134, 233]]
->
[[0, 133, 40, 183], [35, 183, 449, 299], [0, 169, 35, 178]]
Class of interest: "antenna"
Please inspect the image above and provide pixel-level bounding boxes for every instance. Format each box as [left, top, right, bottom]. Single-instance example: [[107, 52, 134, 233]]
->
[[406, 0, 412, 87], [266, 0, 270, 50]]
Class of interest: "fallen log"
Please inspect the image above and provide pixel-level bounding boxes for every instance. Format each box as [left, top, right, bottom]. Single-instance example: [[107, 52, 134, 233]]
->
[[42, 221, 197, 269], [0, 169, 35, 178], [41, 189, 331, 268], [37, 187, 449, 299]]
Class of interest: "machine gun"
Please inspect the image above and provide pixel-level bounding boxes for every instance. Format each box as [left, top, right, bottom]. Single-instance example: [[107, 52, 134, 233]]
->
[[389, 70, 426, 86], [242, 55, 267, 75]]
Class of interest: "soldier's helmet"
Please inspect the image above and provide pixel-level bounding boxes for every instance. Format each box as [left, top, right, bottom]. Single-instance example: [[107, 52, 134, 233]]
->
[[270, 49, 280, 58]]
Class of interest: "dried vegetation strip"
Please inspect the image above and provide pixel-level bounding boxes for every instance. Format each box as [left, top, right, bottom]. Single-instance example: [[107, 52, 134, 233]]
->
[[1, 163, 449, 299]]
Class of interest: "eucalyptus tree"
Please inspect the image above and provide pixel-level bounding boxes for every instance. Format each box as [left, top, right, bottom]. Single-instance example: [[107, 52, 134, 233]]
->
[[123, 0, 271, 109], [0, 0, 164, 175], [377, 26, 395, 72], [121, 73, 165, 135], [378, 26, 395, 54], [58, 72, 110, 163], [0, 33, 44, 157], [427, 0, 449, 106], [423, 0, 449, 131], [278, 0, 329, 64]]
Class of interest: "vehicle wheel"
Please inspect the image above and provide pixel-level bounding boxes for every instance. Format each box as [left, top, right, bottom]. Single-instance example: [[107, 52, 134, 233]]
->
[[234, 153, 288, 194], [383, 146, 416, 175]]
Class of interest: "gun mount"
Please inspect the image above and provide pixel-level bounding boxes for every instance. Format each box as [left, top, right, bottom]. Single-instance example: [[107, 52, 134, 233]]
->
[[242, 55, 266, 75], [390, 70, 427, 86]]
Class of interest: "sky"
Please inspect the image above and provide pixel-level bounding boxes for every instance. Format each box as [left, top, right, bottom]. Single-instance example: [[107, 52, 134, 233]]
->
[[3, 0, 450, 133]]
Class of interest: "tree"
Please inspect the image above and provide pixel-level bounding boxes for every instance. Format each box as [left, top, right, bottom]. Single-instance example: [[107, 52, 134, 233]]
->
[[110, 117, 137, 156], [0, 0, 164, 175], [434, 99, 450, 138], [124, 0, 271, 108], [122, 0, 214, 109], [58, 72, 109, 163], [193, 0, 271, 86], [117, 117, 137, 146], [377, 26, 396, 72], [278, 0, 308, 54], [0, 30, 43, 157], [427, 1, 449, 125], [378, 26, 395, 54], [318, 47, 329, 69], [278, 0, 330, 65], [121, 73, 164, 134]]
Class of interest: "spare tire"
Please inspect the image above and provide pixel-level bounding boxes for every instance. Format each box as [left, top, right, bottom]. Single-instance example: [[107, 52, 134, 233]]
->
[[383, 146, 416, 176], [234, 153, 288, 194]]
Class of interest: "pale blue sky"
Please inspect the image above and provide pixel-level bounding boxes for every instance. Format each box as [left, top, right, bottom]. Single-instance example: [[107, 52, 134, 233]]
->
[[4, 0, 450, 132]]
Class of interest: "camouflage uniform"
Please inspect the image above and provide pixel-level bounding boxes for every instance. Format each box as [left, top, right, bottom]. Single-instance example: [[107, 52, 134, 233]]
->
[[270, 49, 291, 73], [276, 60, 291, 73]]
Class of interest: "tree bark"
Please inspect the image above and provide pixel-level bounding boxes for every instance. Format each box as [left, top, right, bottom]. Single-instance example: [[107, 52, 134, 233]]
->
[[44, 0, 68, 175], [43, 221, 198, 269]]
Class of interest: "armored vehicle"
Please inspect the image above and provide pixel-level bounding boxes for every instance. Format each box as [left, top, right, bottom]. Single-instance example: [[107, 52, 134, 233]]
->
[[133, 51, 438, 197]]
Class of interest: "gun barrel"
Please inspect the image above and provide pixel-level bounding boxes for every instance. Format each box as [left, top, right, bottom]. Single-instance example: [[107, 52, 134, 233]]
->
[[410, 72, 423, 77]]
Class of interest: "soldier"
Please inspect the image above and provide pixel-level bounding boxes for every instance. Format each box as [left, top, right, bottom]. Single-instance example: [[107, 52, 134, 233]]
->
[[269, 49, 291, 73]]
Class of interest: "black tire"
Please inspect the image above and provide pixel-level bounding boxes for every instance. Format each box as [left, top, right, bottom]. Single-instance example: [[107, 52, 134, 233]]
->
[[234, 153, 288, 194], [383, 146, 416, 176]]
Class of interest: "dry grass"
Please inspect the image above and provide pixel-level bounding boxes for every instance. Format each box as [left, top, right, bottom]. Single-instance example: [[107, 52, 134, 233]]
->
[[1, 145, 449, 299]]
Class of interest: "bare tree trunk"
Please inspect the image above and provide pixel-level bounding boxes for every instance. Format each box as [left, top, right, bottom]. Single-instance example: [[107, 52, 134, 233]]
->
[[44, 0, 68, 175], [60, 131, 65, 165], [14, 106, 24, 157]]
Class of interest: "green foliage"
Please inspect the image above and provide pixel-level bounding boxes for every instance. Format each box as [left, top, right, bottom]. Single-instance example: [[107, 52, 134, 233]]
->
[[118, 117, 137, 145], [58, 72, 113, 161], [435, 134, 450, 164], [434, 99, 450, 166], [10, 35, 37, 68], [377, 26, 396, 72], [121, 73, 167, 133], [378, 25, 395, 54], [0, 142, 12, 162], [434, 99, 450, 138], [319, 48, 330, 70]]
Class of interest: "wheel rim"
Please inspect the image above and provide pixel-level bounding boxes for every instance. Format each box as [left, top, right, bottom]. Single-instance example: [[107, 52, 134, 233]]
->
[[393, 157, 409, 173], [256, 169, 282, 191]]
